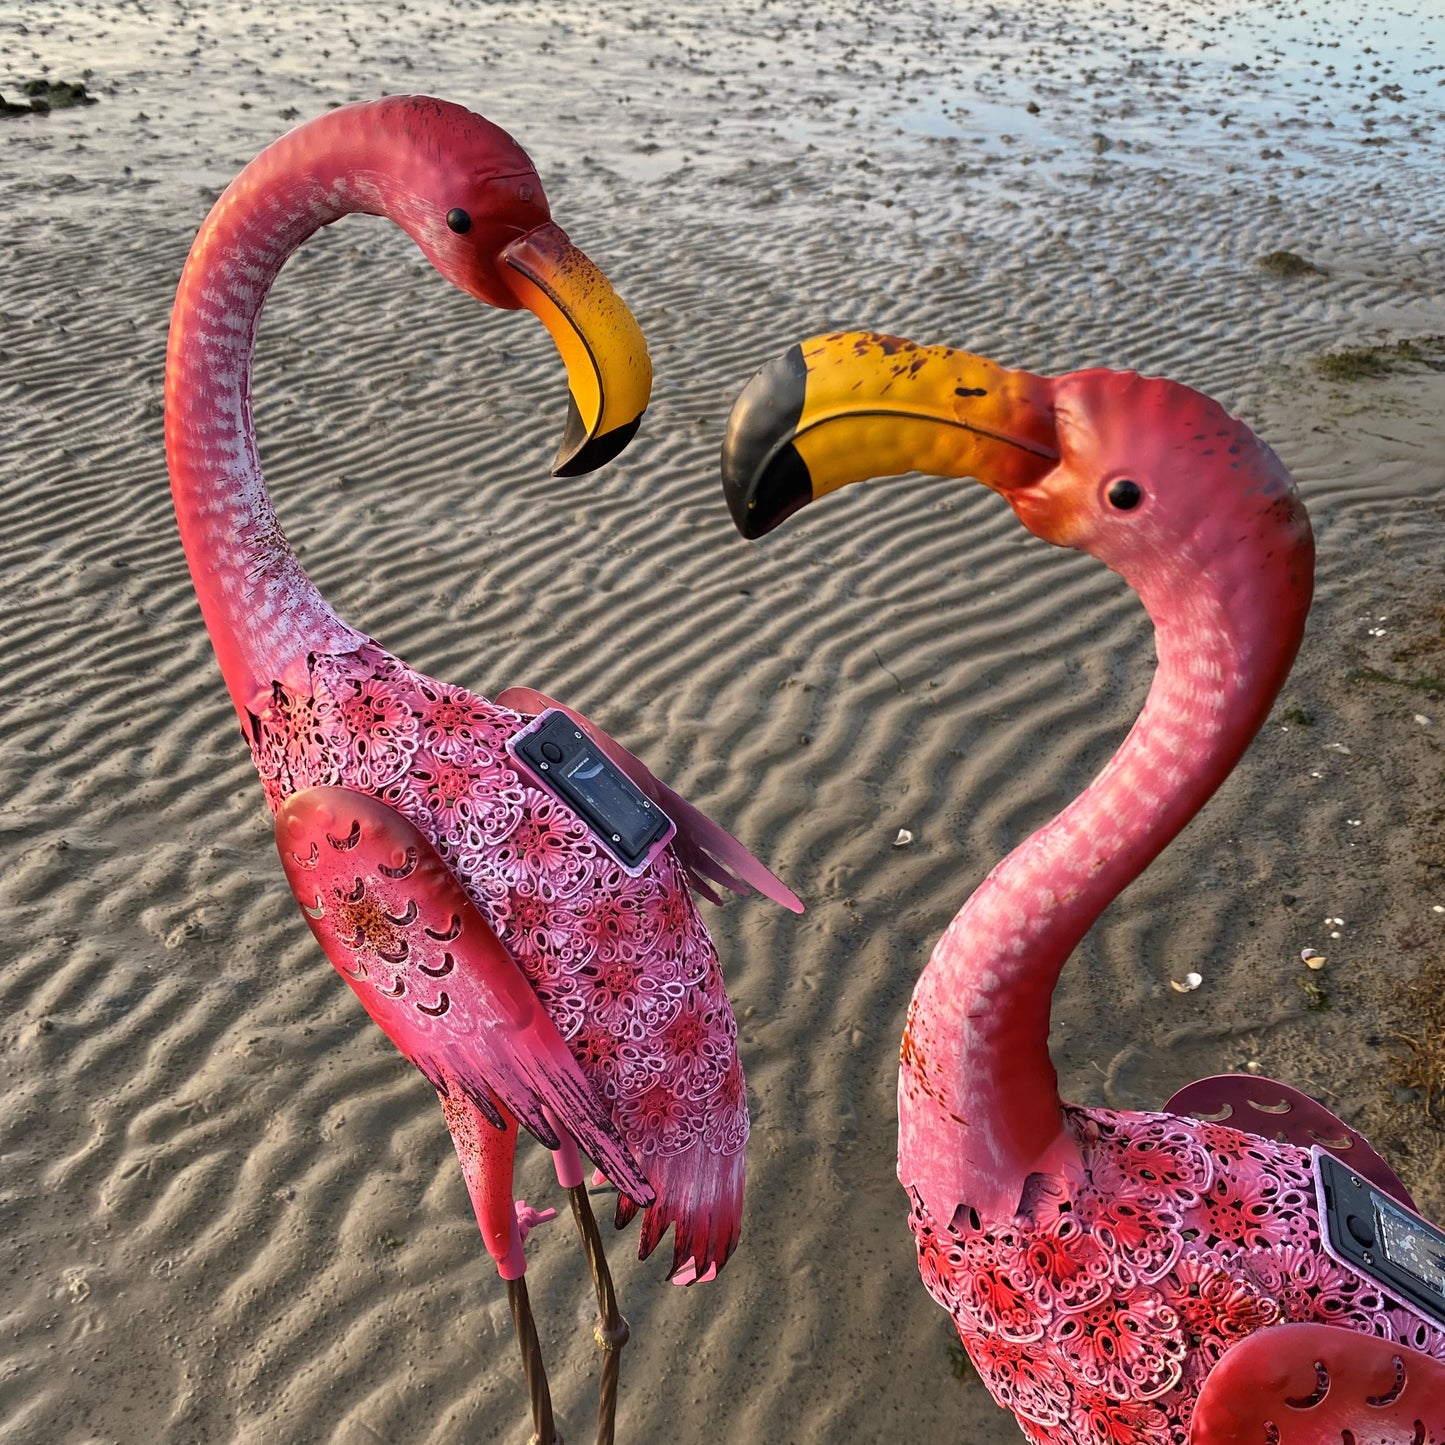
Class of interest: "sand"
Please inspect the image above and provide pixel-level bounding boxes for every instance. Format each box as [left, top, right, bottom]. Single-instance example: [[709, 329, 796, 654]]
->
[[3, 0, 1444, 1440]]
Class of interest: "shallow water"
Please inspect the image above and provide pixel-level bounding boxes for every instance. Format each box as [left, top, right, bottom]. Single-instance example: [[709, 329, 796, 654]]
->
[[4, 0, 1443, 197]]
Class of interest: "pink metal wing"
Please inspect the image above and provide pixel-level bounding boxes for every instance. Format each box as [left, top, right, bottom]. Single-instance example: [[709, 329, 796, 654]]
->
[[1164, 1073, 1416, 1210], [1190, 1323, 1445, 1443], [274, 784, 655, 1208], [495, 686, 804, 914]]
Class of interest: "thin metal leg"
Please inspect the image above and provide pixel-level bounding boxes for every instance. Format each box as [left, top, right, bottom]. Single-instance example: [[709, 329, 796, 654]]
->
[[506, 1275, 563, 1445], [566, 1183, 630, 1445]]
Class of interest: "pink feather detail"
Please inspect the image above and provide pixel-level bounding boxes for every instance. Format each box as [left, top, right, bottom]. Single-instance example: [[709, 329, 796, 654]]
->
[[496, 686, 804, 914], [274, 784, 654, 1206], [1190, 1322, 1445, 1442], [1164, 1073, 1416, 1211]]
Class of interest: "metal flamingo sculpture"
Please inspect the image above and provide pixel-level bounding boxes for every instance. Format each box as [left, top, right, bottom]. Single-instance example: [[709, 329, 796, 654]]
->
[[165, 96, 801, 1445], [721, 332, 1445, 1442]]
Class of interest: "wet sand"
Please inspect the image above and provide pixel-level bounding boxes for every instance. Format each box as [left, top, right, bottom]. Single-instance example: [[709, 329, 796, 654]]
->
[[3, 1, 1444, 1440]]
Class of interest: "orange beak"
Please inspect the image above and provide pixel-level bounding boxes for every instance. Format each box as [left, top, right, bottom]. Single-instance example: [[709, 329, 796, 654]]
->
[[720, 332, 1059, 539], [501, 222, 653, 476]]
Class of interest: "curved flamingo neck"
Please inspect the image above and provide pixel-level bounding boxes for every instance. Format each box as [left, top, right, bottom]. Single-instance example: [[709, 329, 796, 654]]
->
[[898, 570, 1305, 1228], [164, 113, 389, 718]]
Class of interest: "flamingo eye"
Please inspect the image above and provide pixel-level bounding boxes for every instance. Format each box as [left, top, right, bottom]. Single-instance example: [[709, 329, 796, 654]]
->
[[1107, 479, 1143, 511], [445, 207, 472, 234]]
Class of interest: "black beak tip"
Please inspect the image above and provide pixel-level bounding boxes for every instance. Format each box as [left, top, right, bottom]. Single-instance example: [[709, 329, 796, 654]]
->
[[552, 397, 643, 478], [720, 345, 813, 540], [722, 444, 814, 539]]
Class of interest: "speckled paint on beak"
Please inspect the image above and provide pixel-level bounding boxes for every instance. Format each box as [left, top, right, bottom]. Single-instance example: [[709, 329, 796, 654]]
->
[[721, 331, 1060, 538]]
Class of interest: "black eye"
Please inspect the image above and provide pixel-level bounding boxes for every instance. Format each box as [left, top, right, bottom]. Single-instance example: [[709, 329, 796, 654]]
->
[[1108, 479, 1142, 511], [445, 207, 471, 234]]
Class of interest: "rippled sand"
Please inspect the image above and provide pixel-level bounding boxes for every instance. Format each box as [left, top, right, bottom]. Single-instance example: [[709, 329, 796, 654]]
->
[[3, 2, 1444, 1441]]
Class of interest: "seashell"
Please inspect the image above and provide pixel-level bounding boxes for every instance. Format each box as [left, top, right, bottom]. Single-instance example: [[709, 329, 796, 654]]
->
[[893, 829, 914, 848], [1170, 971, 1203, 993]]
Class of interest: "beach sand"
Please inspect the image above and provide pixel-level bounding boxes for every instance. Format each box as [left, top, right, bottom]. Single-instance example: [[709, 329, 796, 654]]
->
[[3, 1, 1444, 1440]]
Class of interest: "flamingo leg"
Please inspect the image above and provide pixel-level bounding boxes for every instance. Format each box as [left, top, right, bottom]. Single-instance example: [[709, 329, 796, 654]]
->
[[566, 1183, 630, 1445], [506, 1274, 563, 1445], [546, 1129, 629, 1445], [442, 1087, 564, 1443]]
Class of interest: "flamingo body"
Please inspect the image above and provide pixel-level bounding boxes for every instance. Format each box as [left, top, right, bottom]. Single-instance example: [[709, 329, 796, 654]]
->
[[721, 332, 1445, 1439], [259, 640, 749, 1275], [912, 1108, 1445, 1439]]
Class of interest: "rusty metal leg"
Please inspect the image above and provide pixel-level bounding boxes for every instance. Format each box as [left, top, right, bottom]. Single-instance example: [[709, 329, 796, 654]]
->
[[506, 1275, 563, 1445], [566, 1184, 630, 1445]]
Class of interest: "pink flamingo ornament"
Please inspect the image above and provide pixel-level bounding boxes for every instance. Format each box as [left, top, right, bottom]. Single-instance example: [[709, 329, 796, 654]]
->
[[165, 96, 801, 1445], [721, 332, 1445, 1442]]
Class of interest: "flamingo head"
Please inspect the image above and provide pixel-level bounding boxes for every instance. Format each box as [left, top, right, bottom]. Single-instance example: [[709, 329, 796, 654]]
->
[[358, 96, 652, 476], [720, 331, 1313, 627]]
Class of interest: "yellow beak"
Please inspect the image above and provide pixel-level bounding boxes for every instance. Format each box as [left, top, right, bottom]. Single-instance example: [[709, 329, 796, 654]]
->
[[502, 222, 653, 477], [720, 332, 1059, 538]]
